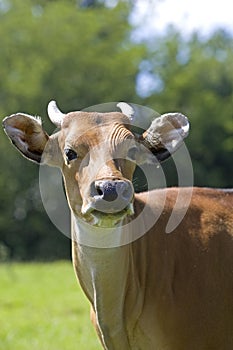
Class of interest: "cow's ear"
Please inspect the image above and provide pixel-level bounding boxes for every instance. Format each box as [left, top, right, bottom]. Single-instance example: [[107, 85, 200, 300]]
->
[[139, 113, 190, 162], [3, 113, 49, 163]]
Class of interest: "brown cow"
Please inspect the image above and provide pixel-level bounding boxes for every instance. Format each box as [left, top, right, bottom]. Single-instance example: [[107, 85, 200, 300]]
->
[[3, 101, 233, 349]]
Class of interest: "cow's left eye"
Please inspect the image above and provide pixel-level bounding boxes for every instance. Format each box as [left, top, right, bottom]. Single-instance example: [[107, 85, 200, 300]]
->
[[64, 148, 78, 163]]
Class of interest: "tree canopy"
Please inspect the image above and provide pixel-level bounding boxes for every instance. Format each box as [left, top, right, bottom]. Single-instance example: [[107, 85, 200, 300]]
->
[[145, 28, 233, 187]]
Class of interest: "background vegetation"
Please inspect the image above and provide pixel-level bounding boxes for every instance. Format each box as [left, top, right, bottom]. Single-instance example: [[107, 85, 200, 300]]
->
[[0, 0, 232, 260]]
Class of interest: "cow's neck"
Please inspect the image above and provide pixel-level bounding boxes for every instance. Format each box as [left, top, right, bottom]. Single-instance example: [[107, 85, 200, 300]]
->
[[71, 206, 146, 349]]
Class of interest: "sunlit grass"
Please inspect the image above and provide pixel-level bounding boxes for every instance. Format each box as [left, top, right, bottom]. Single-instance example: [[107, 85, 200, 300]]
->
[[0, 262, 102, 350]]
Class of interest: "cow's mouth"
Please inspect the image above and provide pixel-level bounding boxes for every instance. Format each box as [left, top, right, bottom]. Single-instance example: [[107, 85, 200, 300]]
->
[[82, 203, 134, 227]]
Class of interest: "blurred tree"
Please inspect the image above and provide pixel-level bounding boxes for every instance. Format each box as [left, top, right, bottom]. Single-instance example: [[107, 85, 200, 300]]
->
[[144, 27, 233, 187], [0, 0, 143, 260]]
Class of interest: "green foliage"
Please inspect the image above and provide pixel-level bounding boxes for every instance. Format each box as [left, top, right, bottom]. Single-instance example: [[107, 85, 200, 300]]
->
[[0, 0, 142, 116], [0, 0, 143, 260], [145, 28, 233, 187], [0, 262, 102, 349]]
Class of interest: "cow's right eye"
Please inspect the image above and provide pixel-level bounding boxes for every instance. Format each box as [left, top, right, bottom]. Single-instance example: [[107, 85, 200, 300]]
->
[[64, 148, 78, 164]]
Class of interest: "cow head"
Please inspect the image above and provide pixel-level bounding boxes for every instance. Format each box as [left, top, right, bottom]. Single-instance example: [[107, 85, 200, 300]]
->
[[3, 101, 189, 227]]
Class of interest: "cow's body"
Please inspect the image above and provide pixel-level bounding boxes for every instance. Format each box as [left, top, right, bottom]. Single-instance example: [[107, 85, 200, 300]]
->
[[72, 187, 233, 349], [3, 101, 233, 349]]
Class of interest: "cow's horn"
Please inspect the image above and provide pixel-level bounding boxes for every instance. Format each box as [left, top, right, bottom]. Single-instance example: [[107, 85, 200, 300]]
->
[[47, 100, 65, 127], [117, 102, 134, 120], [117, 102, 159, 132]]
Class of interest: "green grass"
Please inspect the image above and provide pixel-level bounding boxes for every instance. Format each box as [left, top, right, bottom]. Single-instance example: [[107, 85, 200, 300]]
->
[[0, 262, 102, 350]]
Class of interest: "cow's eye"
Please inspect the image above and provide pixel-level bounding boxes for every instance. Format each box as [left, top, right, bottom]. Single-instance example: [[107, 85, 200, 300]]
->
[[127, 146, 139, 161], [64, 148, 78, 163]]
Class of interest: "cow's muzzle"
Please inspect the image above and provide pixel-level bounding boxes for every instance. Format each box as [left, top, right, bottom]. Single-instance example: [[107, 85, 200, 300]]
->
[[82, 179, 134, 215]]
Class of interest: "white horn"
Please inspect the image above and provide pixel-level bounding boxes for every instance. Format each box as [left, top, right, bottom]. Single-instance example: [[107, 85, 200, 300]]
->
[[47, 100, 65, 127], [117, 102, 134, 120], [117, 102, 159, 131]]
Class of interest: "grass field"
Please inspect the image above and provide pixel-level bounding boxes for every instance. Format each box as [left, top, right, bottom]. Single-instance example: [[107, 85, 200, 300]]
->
[[0, 261, 102, 350]]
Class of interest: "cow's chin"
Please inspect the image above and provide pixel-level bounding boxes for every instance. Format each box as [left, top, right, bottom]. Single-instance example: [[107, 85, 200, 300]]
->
[[82, 204, 134, 228]]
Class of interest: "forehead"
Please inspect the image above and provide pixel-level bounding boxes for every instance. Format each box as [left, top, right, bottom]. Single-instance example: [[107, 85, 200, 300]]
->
[[61, 111, 132, 143]]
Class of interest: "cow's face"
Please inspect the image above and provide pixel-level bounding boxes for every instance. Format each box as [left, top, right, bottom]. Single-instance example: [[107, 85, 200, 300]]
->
[[57, 111, 137, 226], [3, 101, 189, 227]]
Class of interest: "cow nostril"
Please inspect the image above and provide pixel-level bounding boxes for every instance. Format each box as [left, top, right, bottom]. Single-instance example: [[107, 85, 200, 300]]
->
[[122, 187, 131, 200], [96, 187, 103, 196], [94, 181, 119, 202], [92, 180, 134, 213], [103, 183, 118, 202], [115, 181, 133, 200]]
